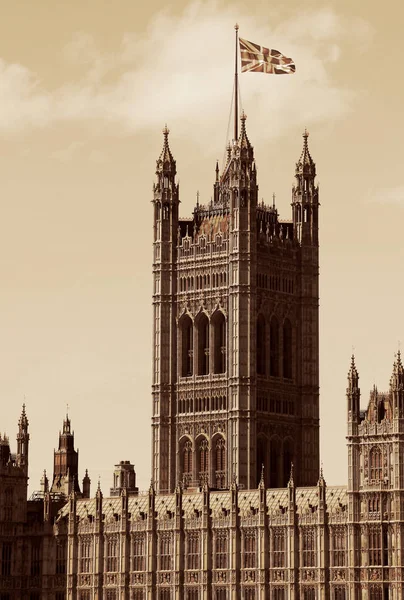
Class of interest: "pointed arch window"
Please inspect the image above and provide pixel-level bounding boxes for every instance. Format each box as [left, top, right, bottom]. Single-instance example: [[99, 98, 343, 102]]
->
[[196, 313, 209, 376], [269, 316, 279, 377], [212, 312, 226, 374], [283, 319, 293, 379], [180, 316, 193, 377], [181, 439, 193, 484], [197, 438, 209, 485], [214, 436, 226, 489], [369, 447, 382, 482], [257, 315, 266, 375]]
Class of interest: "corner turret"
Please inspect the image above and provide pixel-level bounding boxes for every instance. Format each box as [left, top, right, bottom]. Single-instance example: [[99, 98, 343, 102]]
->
[[292, 130, 319, 246], [16, 404, 29, 471]]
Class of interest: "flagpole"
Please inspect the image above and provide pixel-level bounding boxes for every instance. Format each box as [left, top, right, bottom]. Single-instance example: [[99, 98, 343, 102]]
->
[[234, 23, 239, 141]]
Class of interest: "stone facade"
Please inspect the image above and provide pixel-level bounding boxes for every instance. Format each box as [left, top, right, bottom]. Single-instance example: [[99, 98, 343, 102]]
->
[[151, 118, 319, 494], [1, 119, 404, 600]]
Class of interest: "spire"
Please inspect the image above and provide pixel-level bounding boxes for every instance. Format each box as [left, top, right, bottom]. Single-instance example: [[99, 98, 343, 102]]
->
[[318, 462, 325, 485], [215, 160, 219, 182], [158, 125, 175, 165], [258, 464, 265, 490], [296, 128, 316, 178], [19, 403, 28, 429], [96, 476, 102, 498], [16, 404, 29, 469], [238, 111, 252, 150], [348, 354, 359, 384], [390, 349, 404, 391], [63, 412, 71, 435], [287, 462, 295, 487], [347, 354, 360, 424]]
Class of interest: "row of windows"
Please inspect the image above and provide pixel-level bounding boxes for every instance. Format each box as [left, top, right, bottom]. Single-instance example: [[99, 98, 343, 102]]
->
[[180, 312, 226, 377], [256, 396, 294, 416], [179, 272, 227, 292], [74, 526, 390, 577], [257, 316, 293, 379], [178, 395, 227, 414], [257, 273, 294, 295], [77, 590, 389, 600]]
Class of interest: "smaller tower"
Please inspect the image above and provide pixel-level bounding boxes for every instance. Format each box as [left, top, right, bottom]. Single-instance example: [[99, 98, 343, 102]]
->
[[292, 129, 319, 246], [151, 126, 180, 493], [110, 460, 138, 497], [391, 350, 404, 423], [347, 354, 361, 433], [16, 404, 29, 471], [82, 469, 91, 499], [50, 413, 81, 497]]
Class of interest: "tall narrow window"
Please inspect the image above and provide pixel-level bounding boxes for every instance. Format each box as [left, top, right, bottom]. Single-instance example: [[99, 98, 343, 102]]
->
[[369, 448, 383, 482], [332, 528, 346, 567], [187, 532, 200, 570], [4, 489, 13, 522], [106, 536, 118, 572], [198, 438, 209, 486], [243, 531, 256, 568], [274, 590, 285, 600], [213, 312, 226, 374], [1, 543, 12, 576], [270, 316, 279, 377], [302, 528, 316, 567], [132, 535, 145, 572], [215, 531, 228, 569], [56, 541, 67, 574], [181, 439, 193, 485], [214, 436, 226, 489], [256, 315, 266, 375], [80, 538, 92, 573], [282, 319, 292, 379], [31, 540, 41, 576], [181, 316, 193, 377], [196, 314, 209, 375], [160, 535, 172, 571], [369, 527, 382, 566], [334, 588, 346, 600], [273, 529, 285, 568]]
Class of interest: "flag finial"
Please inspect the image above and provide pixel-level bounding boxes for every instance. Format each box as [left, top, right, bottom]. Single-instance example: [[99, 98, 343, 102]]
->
[[234, 23, 239, 31]]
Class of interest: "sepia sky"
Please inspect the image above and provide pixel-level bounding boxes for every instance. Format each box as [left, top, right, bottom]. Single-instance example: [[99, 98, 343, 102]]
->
[[0, 0, 403, 495]]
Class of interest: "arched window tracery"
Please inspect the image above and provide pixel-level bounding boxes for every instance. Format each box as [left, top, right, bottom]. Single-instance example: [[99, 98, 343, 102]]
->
[[369, 447, 383, 482], [257, 315, 266, 376], [270, 316, 279, 377], [196, 313, 209, 376], [212, 311, 226, 374], [180, 315, 193, 377], [283, 319, 293, 379]]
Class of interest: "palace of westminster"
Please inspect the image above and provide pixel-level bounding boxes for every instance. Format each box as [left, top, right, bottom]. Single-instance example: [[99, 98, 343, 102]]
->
[[0, 114, 403, 600]]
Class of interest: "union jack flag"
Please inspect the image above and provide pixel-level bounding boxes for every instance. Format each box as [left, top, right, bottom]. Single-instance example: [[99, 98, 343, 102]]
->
[[239, 38, 296, 74]]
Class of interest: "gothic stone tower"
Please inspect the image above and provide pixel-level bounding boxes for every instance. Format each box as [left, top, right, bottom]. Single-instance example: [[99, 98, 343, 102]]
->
[[151, 116, 319, 493], [347, 353, 404, 600], [50, 413, 82, 497]]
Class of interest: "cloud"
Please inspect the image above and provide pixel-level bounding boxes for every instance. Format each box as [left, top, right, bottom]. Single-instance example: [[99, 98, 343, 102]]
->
[[0, 2, 373, 144]]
